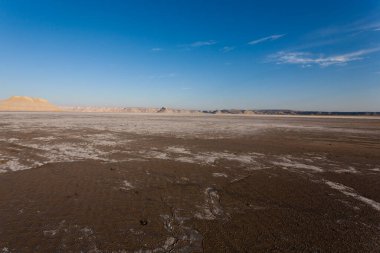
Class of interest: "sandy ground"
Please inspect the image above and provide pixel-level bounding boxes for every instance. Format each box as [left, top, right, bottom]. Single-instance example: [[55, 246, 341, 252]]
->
[[0, 113, 380, 252]]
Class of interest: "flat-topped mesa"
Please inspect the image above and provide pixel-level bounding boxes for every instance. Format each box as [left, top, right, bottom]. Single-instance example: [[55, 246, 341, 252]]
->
[[156, 106, 201, 114], [0, 96, 61, 112], [61, 106, 202, 114]]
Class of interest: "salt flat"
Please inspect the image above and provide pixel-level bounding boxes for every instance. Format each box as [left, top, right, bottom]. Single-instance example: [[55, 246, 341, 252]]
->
[[0, 113, 380, 252]]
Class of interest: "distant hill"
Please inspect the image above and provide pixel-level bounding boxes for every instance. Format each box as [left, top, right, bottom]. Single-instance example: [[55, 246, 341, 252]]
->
[[200, 109, 379, 116], [61, 107, 379, 116], [0, 96, 61, 112], [0, 96, 378, 116], [60, 106, 201, 114]]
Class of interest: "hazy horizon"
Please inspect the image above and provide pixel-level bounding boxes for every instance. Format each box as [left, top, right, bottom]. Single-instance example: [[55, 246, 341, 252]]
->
[[0, 0, 379, 111]]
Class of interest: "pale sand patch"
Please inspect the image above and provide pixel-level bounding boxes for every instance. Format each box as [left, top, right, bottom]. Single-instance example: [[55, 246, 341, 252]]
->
[[93, 139, 118, 146], [43, 229, 58, 237], [143, 150, 169, 160], [121, 180, 134, 190], [166, 146, 192, 154], [325, 180, 380, 211], [86, 133, 128, 147], [33, 136, 56, 141], [20, 143, 110, 162], [272, 161, 323, 172], [163, 147, 260, 166], [0, 159, 29, 173], [158, 210, 203, 252], [0, 138, 119, 172], [140, 147, 259, 166], [174, 157, 197, 163], [195, 188, 225, 220], [162, 237, 177, 250], [42, 220, 98, 251], [334, 166, 358, 174], [212, 173, 228, 178], [272, 156, 323, 172]]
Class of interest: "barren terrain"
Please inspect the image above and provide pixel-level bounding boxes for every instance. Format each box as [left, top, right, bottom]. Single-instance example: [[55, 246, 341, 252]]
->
[[0, 113, 380, 252]]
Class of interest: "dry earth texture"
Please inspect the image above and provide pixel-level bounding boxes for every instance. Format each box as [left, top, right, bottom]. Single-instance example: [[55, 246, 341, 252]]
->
[[0, 113, 379, 252]]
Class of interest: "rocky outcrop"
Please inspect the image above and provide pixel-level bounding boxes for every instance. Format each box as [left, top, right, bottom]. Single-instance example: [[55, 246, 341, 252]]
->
[[61, 106, 202, 114], [1, 96, 377, 116]]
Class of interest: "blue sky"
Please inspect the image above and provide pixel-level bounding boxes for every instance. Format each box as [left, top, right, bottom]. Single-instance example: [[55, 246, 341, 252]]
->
[[0, 0, 379, 111]]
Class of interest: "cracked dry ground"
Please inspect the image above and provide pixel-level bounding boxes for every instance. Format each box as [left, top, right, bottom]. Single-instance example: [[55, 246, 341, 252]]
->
[[0, 114, 380, 252]]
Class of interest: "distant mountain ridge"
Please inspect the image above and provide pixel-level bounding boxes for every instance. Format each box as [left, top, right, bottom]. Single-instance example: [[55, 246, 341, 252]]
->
[[0, 96, 378, 116], [60, 106, 200, 114], [202, 109, 380, 116], [61, 106, 379, 116]]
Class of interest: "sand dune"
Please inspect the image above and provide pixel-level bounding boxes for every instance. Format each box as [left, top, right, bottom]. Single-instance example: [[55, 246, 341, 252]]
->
[[0, 96, 61, 112]]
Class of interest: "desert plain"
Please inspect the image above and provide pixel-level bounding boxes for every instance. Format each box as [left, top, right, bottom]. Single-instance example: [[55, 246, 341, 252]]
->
[[0, 112, 380, 252]]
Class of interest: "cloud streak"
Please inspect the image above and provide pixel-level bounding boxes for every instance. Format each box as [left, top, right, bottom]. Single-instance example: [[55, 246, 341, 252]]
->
[[190, 40, 217, 47], [271, 47, 380, 67], [312, 19, 380, 38], [221, 46, 235, 53], [248, 34, 285, 45]]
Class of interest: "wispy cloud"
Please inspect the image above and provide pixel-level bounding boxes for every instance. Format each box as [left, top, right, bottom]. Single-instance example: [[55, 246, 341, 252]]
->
[[220, 46, 235, 53], [361, 22, 380, 32], [285, 18, 380, 52], [270, 47, 380, 67], [248, 34, 285, 45], [190, 40, 217, 47], [287, 38, 344, 51], [151, 48, 163, 52], [311, 19, 380, 38]]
